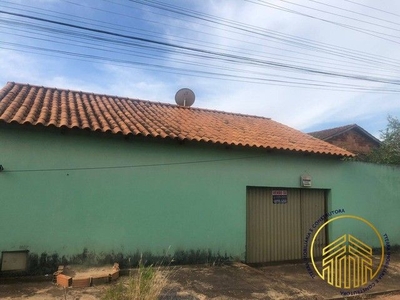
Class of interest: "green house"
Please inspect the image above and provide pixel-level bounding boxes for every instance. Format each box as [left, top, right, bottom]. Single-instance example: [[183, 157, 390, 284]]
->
[[0, 82, 398, 270]]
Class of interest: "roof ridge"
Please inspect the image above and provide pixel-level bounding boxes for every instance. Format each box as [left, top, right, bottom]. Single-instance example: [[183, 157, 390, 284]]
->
[[308, 123, 380, 145], [8, 82, 271, 121], [308, 124, 356, 135]]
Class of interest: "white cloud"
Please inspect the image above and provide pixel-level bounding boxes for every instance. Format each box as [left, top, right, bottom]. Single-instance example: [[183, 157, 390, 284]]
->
[[0, 50, 40, 85], [99, 65, 173, 102], [1, 0, 400, 137]]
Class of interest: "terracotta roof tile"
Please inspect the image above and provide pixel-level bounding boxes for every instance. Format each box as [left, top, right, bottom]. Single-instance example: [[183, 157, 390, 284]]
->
[[0, 82, 353, 157]]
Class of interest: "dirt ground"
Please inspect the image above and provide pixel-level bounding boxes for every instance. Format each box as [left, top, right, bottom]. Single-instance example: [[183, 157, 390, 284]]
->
[[0, 254, 399, 299]]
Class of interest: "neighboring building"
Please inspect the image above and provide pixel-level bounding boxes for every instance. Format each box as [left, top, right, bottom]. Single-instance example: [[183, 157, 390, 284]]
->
[[0, 82, 399, 269], [308, 124, 381, 157]]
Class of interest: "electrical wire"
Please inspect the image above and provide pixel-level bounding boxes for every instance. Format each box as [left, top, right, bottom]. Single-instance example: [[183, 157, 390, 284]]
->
[[129, 0, 400, 65], [276, 0, 400, 32], [3, 155, 264, 173], [2, 19, 399, 82], [2, 10, 400, 88], [246, 0, 400, 44], [308, 0, 400, 27], [344, 0, 400, 18], [1, 0, 400, 94], [5, 0, 400, 70]]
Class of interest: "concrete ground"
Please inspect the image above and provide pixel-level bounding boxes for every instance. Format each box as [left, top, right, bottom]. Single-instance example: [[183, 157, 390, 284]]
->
[[0, 254, 399, 299]]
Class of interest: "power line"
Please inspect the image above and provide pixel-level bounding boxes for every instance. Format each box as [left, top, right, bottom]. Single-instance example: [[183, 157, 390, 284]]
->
[[1, 1, 400, 94], [4, 155, 263, 173], [247, 0, 400, 44], [344, 0, 400, 18], [128, 0, 400, 68], [3, 42, 400, 94], [4, 9, 399, 85], [279, 0, 400, 32], [308, 0, 400, 27], [6, 0, 400, 70], [2, 18, 399, 81]]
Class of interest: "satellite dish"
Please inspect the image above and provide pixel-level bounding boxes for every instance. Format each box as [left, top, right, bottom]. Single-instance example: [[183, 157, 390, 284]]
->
[[175, 88, 195, 107]]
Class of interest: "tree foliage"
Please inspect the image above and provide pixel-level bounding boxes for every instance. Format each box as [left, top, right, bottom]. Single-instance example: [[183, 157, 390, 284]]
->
[[367, 115, 400, 165]]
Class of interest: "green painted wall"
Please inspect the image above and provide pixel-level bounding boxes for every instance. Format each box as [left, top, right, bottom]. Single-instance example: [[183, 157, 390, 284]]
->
[[1, 125, 399, 260]]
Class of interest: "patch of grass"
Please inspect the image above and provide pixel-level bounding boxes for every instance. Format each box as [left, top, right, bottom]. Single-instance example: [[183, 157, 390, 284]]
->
[[102, 260, 169, 300], [172, 249, 230, 266], [102, 281, 127, 300]]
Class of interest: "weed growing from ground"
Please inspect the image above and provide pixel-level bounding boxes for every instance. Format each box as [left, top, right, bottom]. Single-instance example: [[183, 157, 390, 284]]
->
[[102, 260, 169, 300]]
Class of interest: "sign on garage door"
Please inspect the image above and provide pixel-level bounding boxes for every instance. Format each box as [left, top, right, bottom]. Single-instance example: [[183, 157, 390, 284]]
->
[[246, 187, 326, 263]]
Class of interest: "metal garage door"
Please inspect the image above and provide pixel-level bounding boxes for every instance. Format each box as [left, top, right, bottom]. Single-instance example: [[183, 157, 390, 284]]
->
[[300, 189, 326, 259], [246, 187, 326, 263]]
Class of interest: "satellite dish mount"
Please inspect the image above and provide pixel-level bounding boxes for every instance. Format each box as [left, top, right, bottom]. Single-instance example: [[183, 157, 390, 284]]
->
[[175, 88, 195, 107]]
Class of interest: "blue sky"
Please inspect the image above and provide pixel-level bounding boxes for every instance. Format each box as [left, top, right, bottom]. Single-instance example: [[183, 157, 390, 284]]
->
[[1, 0, 400, 137]]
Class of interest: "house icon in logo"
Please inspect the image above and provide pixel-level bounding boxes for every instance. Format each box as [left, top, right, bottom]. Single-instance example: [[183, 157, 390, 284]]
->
[[322, 234, 372, 289], [310, 215, 385, 290]]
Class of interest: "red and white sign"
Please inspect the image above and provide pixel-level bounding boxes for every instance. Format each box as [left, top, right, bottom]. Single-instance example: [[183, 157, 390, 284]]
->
[[272, 190, 287, 196]]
